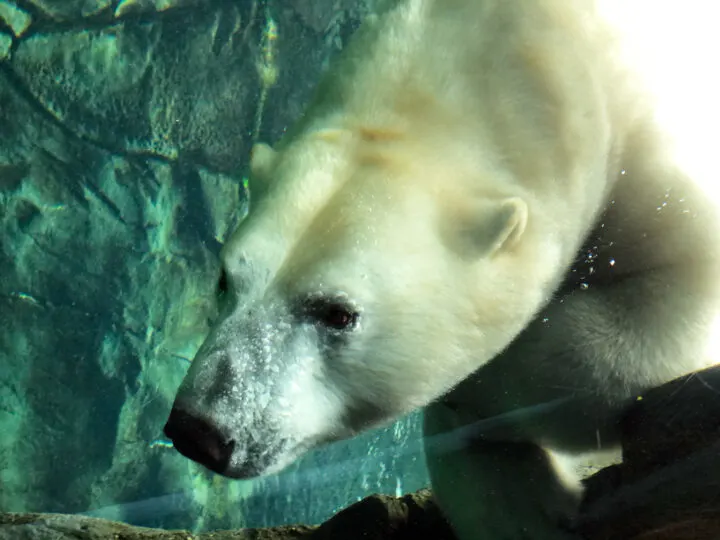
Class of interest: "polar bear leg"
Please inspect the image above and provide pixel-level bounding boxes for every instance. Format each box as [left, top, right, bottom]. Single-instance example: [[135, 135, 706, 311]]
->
[[423, 257, 719, 539], [424, 404, 583, 540]]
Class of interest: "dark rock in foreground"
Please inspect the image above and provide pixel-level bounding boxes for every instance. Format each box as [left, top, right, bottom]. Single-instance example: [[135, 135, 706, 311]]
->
[[579, 364, 720, 540], [0, 489, 453, 540]]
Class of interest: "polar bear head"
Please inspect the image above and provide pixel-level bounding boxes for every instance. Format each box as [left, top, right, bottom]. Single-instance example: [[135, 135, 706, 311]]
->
[[163, 127, 552, 478]]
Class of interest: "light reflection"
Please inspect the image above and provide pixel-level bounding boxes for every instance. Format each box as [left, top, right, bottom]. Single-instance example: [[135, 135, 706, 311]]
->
[[600, 1, 720, 203]]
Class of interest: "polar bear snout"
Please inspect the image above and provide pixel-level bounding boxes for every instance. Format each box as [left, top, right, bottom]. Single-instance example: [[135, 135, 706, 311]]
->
[[163, 407, 235, 475], [164, 303, 354, 478]]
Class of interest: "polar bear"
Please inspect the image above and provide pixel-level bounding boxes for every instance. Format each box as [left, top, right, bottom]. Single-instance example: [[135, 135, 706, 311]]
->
[[164, 0, 720, 538]]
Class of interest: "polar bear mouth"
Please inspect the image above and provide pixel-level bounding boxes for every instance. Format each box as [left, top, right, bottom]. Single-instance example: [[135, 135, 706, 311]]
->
[[225, 440, 311, 479]]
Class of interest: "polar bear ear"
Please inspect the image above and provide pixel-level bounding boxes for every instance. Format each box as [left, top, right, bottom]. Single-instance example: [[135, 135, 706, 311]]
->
[[454, 197, 528, 259], [488, 197, 528, 255]]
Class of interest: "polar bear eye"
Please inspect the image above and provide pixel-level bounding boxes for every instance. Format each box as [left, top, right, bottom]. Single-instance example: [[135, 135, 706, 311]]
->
[[303, 297, 359, 331], [322, 304, 357, 330]]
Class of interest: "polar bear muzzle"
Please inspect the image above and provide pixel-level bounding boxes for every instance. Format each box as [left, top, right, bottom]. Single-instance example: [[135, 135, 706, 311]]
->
[[162, 288, 363, 479]]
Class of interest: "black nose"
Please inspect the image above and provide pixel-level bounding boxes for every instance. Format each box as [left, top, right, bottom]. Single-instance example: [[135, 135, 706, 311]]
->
[[163, 407, 234, 474]]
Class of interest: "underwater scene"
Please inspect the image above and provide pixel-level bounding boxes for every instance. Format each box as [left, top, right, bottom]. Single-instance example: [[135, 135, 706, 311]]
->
[[0, 0, 432, 533], [1, 0, 720, 539]]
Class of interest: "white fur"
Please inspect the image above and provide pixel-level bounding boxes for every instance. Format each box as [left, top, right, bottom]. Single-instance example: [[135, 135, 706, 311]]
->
[[170, 1, 720, 538]]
